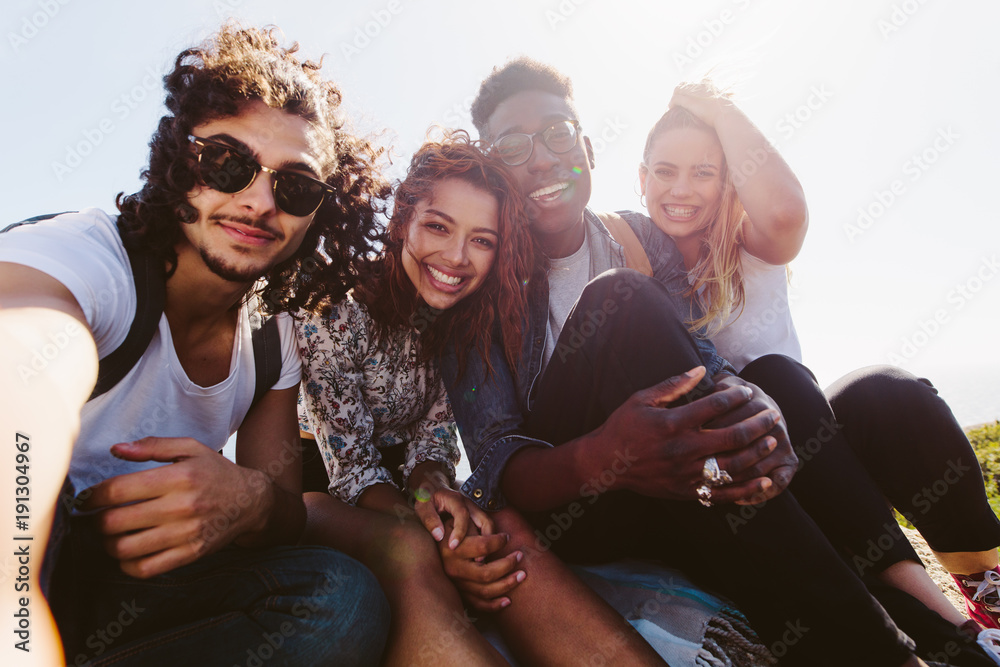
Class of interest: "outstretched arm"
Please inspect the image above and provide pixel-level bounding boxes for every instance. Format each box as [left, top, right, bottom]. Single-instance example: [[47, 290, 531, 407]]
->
[[1, 263, 99, 665], [671, 83, 808, 264]]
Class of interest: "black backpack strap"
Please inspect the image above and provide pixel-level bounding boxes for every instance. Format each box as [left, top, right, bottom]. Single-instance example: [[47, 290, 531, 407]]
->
[[248, 295, 282, 409], [1, 211, 76, 234], [89, 249, 165, 400]]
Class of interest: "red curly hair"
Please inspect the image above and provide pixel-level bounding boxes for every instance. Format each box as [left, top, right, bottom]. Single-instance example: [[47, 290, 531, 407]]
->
[[350, 131, 537, 377]]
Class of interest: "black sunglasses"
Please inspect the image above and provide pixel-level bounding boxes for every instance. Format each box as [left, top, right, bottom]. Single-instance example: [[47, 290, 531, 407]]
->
[[187, 135, 333, 217], [490, 120, 581, 166]]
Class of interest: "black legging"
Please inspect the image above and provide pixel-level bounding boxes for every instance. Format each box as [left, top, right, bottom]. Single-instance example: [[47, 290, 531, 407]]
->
[[742, 354, 1000, 663], [744, 357, 1000, 556], [522, 268, 992, 666], [828, 364, 1000, 554]]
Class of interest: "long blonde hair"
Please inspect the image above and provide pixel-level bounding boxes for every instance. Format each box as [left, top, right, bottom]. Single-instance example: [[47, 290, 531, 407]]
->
[[642, 103, 748, 337]]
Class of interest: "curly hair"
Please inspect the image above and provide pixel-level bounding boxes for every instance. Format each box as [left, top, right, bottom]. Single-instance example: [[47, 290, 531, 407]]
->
[[470, 57, 578, 140], [642, 97, 748, 337], [347, 131, 537, 378], [115, 23, 389, 314]]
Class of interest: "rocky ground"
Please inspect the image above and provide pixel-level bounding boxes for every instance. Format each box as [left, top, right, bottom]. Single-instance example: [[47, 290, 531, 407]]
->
[[902, 526, 968, 615]]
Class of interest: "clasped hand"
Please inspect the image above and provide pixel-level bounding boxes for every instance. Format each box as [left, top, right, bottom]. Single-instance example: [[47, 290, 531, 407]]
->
[[601, 366, 797, 505], [411, 474, 525, 612]]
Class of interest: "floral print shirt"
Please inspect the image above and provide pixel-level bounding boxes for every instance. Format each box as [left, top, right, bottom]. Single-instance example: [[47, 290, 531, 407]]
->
[[294, 296, 458, 505]]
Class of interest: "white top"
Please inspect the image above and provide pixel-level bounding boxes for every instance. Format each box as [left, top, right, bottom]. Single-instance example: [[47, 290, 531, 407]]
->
[[543, 238, 592, 369], [0, 208, 301, 492], [709, 250, 801, 373]]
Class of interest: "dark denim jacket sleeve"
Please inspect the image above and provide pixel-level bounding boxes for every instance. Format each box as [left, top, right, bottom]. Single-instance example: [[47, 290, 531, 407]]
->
[[618, 210, 735, 377], [440, 338, 551, 511]]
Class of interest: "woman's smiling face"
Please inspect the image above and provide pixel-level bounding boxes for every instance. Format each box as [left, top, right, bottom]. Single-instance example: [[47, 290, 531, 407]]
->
[[640, 126, 726, 243], [401, 177, 500, 311]]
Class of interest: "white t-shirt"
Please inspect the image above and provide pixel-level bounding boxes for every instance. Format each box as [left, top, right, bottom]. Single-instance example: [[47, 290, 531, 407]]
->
[[543, 238, 592, 369], [0, 208, 301, 491], [709, 249, 801, 373]]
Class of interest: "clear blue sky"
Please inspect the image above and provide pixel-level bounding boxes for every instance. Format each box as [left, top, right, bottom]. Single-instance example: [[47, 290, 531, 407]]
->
[[2, 0, 997, 425]]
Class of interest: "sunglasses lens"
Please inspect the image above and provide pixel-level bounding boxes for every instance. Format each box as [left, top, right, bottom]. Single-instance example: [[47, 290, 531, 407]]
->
[[493, 136, 532, 166], [197, 144, 257, 193], [273, 173, 327, 217]]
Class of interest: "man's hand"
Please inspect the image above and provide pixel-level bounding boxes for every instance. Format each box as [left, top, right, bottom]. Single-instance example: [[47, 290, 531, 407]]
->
[[598, 367, 782, 504], [706, 374, 798, 504], [79, 437, 273, 579]]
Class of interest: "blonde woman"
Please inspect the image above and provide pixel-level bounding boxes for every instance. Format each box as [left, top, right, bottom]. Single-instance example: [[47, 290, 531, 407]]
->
[[639, 82, 1000, 662]]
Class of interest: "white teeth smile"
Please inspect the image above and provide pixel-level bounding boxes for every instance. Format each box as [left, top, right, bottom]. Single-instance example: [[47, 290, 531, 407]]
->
[[664, 205, 698, 219], [427, 265, 463, 286], [529, 182, 570, 200]]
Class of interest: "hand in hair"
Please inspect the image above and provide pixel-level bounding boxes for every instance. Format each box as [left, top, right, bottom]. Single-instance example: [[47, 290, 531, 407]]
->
[[668, 81, 735, 128]]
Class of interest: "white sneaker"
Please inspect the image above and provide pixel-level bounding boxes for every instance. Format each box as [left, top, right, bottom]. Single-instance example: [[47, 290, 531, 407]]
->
[[978, 627, 1000, 666]]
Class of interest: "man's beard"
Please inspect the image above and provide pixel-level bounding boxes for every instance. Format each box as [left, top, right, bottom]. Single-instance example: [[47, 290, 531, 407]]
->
[[196, 214, 286, 282], [198, 245, 271, 283]]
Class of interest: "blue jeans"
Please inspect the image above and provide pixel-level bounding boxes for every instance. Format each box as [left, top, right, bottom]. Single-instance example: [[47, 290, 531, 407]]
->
[[44, 487, 389, 666]]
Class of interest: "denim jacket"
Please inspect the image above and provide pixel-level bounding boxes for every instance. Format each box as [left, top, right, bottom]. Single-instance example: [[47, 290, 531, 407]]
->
[[441, 209, 731, 510]]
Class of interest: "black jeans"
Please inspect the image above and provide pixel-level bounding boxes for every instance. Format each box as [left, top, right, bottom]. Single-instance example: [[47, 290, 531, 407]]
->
[[522, 269, 991, 666]]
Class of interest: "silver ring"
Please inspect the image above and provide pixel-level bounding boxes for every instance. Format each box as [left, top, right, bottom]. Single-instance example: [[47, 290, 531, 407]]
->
[[702, 456, 733, 486], [697, 484, 713, 507]]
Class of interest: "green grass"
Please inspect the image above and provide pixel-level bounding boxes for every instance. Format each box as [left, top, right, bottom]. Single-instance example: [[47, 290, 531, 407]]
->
[[896, 420, 1000, 529], [968, 420, 1000, 518]]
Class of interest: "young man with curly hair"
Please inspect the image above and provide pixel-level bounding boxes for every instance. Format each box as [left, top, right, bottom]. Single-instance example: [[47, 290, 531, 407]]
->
[[0, 26, 390, 665]]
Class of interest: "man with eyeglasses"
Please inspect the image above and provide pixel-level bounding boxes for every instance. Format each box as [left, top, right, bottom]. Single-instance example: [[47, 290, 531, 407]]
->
[[0, 26, 390, 665], [440, 57, 935, 666]]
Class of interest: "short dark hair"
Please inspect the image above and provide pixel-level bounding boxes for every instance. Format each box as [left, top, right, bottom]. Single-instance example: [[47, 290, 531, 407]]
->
[[116, 23, 389, 314], [470, 57, 577, 139]]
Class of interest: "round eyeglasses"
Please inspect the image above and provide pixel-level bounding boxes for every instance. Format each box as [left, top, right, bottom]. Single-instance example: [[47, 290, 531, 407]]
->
[[490, 120, 581, 166]]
